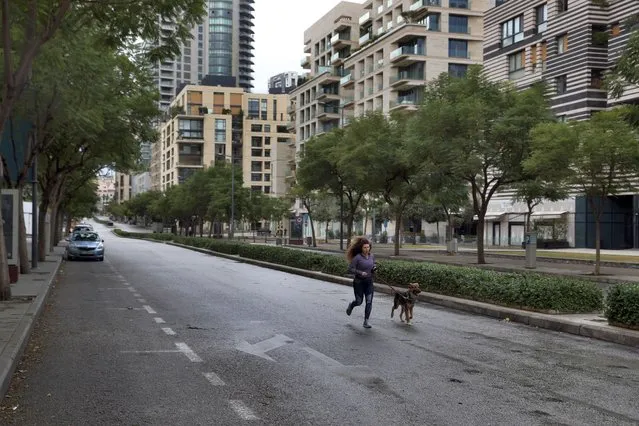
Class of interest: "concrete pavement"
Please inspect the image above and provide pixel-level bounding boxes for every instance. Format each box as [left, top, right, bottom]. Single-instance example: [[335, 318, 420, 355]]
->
[[0, 247, 63, 400], [0, 220, 637, 425]]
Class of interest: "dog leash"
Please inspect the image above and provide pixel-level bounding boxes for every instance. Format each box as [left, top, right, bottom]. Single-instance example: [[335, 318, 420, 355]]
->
[[382, 282, 409, 300]]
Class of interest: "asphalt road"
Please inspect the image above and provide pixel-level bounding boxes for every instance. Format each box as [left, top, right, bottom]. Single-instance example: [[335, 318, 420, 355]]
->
[[3, 221, 639, 425]]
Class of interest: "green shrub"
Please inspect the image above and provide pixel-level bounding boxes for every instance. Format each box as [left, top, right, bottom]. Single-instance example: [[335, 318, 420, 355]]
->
[[114, 231, 604, 314], [605, 284, 639, 328]]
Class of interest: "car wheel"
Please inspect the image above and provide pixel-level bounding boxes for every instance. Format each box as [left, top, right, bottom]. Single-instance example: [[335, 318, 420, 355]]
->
[[67, 255, 73, 261], [99, 257, 104, 262]]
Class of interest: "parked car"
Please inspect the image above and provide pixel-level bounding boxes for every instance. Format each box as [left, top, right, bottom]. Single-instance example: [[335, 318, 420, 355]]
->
[[72, 224, 93, 233], [106, 221, 114, 226], [66, 231, 105, 261]]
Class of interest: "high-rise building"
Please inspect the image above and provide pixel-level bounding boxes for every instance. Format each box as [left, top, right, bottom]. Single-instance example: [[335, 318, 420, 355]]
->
[[268, 72, 301, 94], [291, 0, 494, 154], [479, 0, 639, 249], [152, 0, 255, 111], [153, 84, 295, 197]]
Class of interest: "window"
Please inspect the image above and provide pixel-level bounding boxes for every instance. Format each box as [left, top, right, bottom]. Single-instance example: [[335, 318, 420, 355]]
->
[[251, 149, 262, 157], [248, 98, 259, 118], [178, 119, 203, 139], [557, 34, 568, 54], [449, 15, 468, 33], [592, 24, 608, 47], [530, 45, 538, 71], [556, 75, 567, 94], [448, 39, 468, 58], [264, 125, 271, 133], [252, 185, 262, 192], [251, 173, 262, 182], [591, 69, 604, 89], [540, 41, 548, 70], [535, 4, 547, 33], [251, 137, 262, 147], [265, 162, 271, 170], [502, 15, 524, 47], [261, 99, 268, 120], [265, 149, 271, 157], [251, 124, 262, 132], [508, 50, 525, 79], [215, 119, 226, 142], [419, 14, 440, 31], [611, 22, 621, 37], [265, 137, 271, 145], [448, 63, 468, 78], [251, 161, 262, 172], [449, 0, 469, 8], [557, 0, 568, 13], [264, 174, 271, 182]]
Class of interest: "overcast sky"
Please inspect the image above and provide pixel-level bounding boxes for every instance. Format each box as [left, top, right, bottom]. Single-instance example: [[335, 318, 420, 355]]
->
[[252, 0, 363, 93]]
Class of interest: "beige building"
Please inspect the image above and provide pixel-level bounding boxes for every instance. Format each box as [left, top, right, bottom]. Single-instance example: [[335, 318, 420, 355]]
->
[[153, 85, 295, 197], [292, 0, 493, 156], [114, 173, 132, 204]]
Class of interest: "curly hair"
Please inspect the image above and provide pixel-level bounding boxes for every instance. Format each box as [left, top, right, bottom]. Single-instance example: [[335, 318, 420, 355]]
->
[[346, 236, 372, 262]]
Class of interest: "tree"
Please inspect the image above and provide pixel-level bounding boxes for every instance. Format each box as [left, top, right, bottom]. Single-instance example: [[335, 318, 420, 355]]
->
[[513, 178, 567, 232], [426, 173, 471, 250], [525, 109, 639, 275], [289, 185, 319, 246], [312, 191, 339, 243], [409, 68, 553, 263]]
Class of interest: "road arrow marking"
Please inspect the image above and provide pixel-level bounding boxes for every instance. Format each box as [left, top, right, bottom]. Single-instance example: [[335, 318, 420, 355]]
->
[[236, 334, 294, 362], [302, 346, 343, 367]]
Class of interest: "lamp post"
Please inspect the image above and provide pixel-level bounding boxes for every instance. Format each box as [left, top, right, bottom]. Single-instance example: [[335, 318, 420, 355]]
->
[[230, 150, 235, 239]]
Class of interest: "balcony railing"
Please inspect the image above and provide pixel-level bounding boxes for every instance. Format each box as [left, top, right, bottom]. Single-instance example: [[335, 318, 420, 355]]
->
[[390, 45, 426, 59], [359, 11, 371, 25], [178, 154, 203, 166], [390, 70, 425, 84], [340, 73, 353, 85], [410, 0, 441, 11], [301, 55, 310, 66], [359, 32, 371, 45], [390, 94, 420, 108]]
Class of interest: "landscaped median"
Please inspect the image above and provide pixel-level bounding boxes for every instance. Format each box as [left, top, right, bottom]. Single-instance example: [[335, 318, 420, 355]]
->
[[113, 229, 610, 313]]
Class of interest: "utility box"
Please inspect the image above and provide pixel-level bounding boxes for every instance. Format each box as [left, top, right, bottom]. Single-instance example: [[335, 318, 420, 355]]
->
[[524, 231, 537, 269]]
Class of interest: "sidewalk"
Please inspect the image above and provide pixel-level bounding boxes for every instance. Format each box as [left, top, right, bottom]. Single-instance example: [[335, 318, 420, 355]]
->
[[278, 242, 639, 290], [0, 247, 64, 398]]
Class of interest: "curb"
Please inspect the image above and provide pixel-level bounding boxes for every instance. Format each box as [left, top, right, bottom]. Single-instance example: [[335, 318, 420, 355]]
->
[[164, 241, 639, 349], [0, 255, 63, 399]]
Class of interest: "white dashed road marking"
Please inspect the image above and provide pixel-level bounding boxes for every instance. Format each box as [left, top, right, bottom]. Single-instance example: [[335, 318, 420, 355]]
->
[[162, 327, 176, 336], [128, 287, 136, 292], [203, 372, 225, 386], [133, 293, 141, 297], [154, 317, 166, 324], [137, 298, 147, 303], [175, 342, 203, 362], [229, 400, 259, 420], [143, 305, 157, 314]]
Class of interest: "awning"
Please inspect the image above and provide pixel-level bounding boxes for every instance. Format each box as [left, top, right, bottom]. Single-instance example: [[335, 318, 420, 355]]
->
[[531, 211, 567, 220], [473, 213, 505, 221]]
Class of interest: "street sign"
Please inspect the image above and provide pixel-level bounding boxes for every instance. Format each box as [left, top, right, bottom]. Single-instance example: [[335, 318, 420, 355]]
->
[[296, 217, 302, 224]]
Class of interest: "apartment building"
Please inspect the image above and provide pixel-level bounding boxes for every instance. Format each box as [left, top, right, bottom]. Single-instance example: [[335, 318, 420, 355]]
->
[[292, 1, 363, 153], [152, 0, 256, 111], [268, 71, 301, 94], [481, 0, 639, 249], [154, 85, 295, 197], [114, 173, 132, 204], [343, 0, 491, 116]]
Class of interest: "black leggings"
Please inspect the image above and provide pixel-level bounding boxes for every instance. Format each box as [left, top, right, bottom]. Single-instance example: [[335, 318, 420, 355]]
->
[[349, 277, 374, 320]]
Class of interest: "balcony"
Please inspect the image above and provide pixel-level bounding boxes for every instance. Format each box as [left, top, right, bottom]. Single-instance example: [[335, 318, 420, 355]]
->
[[359, 11, 371, 25], [340, 96, 355, 107], [359, 32, 371, 45], [331, 52, 348, 66], [317, 88, 341, 101], [390, 45, 426, 66], [340, 73, 354, 87], [409, 0, 441, 20], [317, 106, 341, 122], [286, 120, 296, 131], [390, 71, 426, 90], [178, 153, 203, 167], [335, 16, 354, 31], [301, 55, 311, 69], [304, 43, 311, 54], [389, 94, 420, 111]]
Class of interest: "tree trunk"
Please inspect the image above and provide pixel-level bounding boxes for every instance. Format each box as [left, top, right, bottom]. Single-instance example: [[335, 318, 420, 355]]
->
[[54, 208, 63, 245], [38, 197, 50, 261], [393, 211, 402, 256], [308, 214, 317, 247], [65, 215, 72, 238], [49, 202, 60, 251], [208, 220, 213, 238], [18, 187, 30, 274], [594, 214, 601, 276], [0, 189, 12, 299], [325, 222, 329, 244], [436, 221, 440, 244], [476, 211, 486, 264], [199, 217, 204, 237], [363, 209, 368, 235]]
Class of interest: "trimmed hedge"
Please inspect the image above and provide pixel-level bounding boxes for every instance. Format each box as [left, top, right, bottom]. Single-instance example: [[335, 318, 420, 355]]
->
[[93, 216, 109, 225], [605, 284, 639, 329], [114, 229, 604, 314]]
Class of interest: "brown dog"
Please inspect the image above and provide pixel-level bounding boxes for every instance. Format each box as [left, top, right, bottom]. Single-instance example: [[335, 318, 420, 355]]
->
[[391, 283, 422, 324]]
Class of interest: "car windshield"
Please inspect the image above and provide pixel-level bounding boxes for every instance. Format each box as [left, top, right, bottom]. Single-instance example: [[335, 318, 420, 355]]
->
[[72, 232, 100, 242]]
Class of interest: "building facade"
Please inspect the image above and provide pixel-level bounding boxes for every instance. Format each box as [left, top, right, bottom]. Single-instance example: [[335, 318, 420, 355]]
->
[[481, 0, 639, 249], [114, 173, 132, 204], [132, 172, 152, 197], [268, 71, 301, 94], [153, 85, 295, 197], [96, 174, 115, 211], [152, 0, 256, 111]]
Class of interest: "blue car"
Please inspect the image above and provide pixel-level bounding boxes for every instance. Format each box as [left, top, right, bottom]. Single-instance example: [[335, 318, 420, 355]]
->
[[66, 231, 105, 261]]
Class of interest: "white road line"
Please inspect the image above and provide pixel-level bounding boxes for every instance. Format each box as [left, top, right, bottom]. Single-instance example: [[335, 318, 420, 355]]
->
[[229, 400, 259, 420], [128, 287, 136, 292], [133, 293, 141, 297], [203, 372, 225, 386], [302, 347, 343, 367], [107, 308, 146, 311], [175, 342, 203, 362], [121, 350, 180, 354], [154, 317, 165, 324], [137, 298, 147, 303], [161, 327, 176, 336], [99, 288, 131, 290], [122, 282, 130, 286], [143, 305, 157, 314]]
